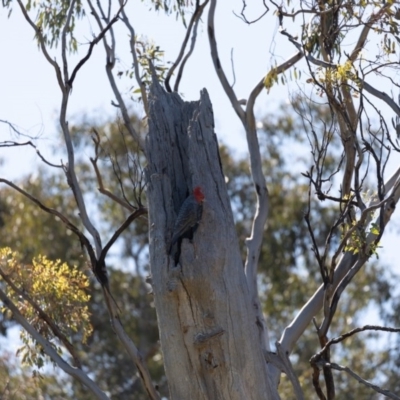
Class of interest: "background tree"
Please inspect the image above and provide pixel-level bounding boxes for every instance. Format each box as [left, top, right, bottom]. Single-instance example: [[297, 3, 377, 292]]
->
[[1, 0, 400, 399]]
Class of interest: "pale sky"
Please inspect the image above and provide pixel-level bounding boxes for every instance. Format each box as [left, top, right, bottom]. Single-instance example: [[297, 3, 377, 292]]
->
[[0, 1, 293, 172]]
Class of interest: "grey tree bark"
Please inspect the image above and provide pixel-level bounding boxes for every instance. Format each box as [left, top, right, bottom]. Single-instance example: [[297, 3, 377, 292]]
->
[[146, 80, 276, 400]]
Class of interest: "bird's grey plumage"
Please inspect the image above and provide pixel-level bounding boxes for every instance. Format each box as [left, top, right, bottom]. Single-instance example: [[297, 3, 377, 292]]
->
[[170, 197, 202, 246], [169, 187, 204, 254]]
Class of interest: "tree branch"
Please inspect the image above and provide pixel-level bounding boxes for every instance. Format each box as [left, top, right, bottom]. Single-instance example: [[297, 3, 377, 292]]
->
[[98, 208, 147, 266], [90, 131, 136, 211], [208, 0, 304, 359], [233, 0, 269, 24], [61, 0, 76, 86], [68, 2, 125, 88], [207, 0, 245, 120], [16, 0, 64, 91], [112, 319, 160, 400], [0, 177, 158, 400], [0, 139, 62, 168], [315, 325, 400, 358], [325, 362, 400, 400], [165, 0, 209, 93], [173, 3, 206, 93], [349, 4, 392, 62], [88, 0, 145, 152], [118, 0, 149, 114]]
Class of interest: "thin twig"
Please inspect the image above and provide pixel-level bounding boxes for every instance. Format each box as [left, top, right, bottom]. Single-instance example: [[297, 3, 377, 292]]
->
[[88, 0, 145, 152], [208, 0, 244, 120], [118, 0, 149, 114], [233, 0, 269, 24], [165, 0, 209, 92], [174, 4, 206, 92], [68, 3, 125, 88], [318, 325, 400, 358], [0, 178, 98, 267], [324, 362, 400, 400], [61, 0, 76, 85], [98, 208, 148, 266], [0, 140, 62, 168], [90, 131, 136, 211], [279, 29, 400, 118], [16, 0, 64, 90]]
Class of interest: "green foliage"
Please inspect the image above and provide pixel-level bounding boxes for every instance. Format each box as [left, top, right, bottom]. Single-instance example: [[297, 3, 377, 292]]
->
[[264, 65, 302, 90], [141, 0, 192, 25], [0, 351, 72, 399], [339, 212, 381, 258], [12, 0, 85, 51], [0, 248, 92, 370], [134, 37, 168, 92]]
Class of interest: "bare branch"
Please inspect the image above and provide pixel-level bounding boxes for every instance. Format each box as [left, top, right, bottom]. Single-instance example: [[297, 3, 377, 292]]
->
[[118, 0, 149, 114], [61, 0, 76, 85], [243, 51, 304, 360], [174, 3, 206, 93], [90, 131, 136, 211], [61, 126, 103, 257], [243, 76, 271, 354], [279, 29, 400, 118], [208, 0, 303, 359], [68, 3, 124, 89], [276, 342, 305, 400], [112, 319, 161, 400], [98, 208, 147, 266], [0, 288, 109, 400], [230, 48, 237, 88], [0, 178, 98, 266], [320, 178, 400, 336], [165, 0, 209, 93], [0, 119, 41, 140], [0, 140, 62, 168], [317, 325, 400, 357], [325, 362, 400, 400], [17, 0, 104, 257], [16, 0, 64, 91], [233, 0, 269, 24], [349, 4, 392, 63], [269, 0, 337, 19], [207, 0, 245, 120], [88, 0, 145, 152], [312, 366, 327, 400], [361, 80, 400, 119]]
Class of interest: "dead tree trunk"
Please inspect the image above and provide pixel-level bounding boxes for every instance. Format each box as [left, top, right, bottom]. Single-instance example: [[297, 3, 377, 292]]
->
[[146, 81, 275, 400]]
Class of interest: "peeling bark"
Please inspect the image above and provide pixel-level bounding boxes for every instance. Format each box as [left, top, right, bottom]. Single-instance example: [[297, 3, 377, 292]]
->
[[146, 81, 275, 399]]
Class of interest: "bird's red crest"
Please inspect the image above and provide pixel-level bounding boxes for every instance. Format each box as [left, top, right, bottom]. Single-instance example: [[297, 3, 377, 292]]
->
[[193, 186, 205, 203]]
